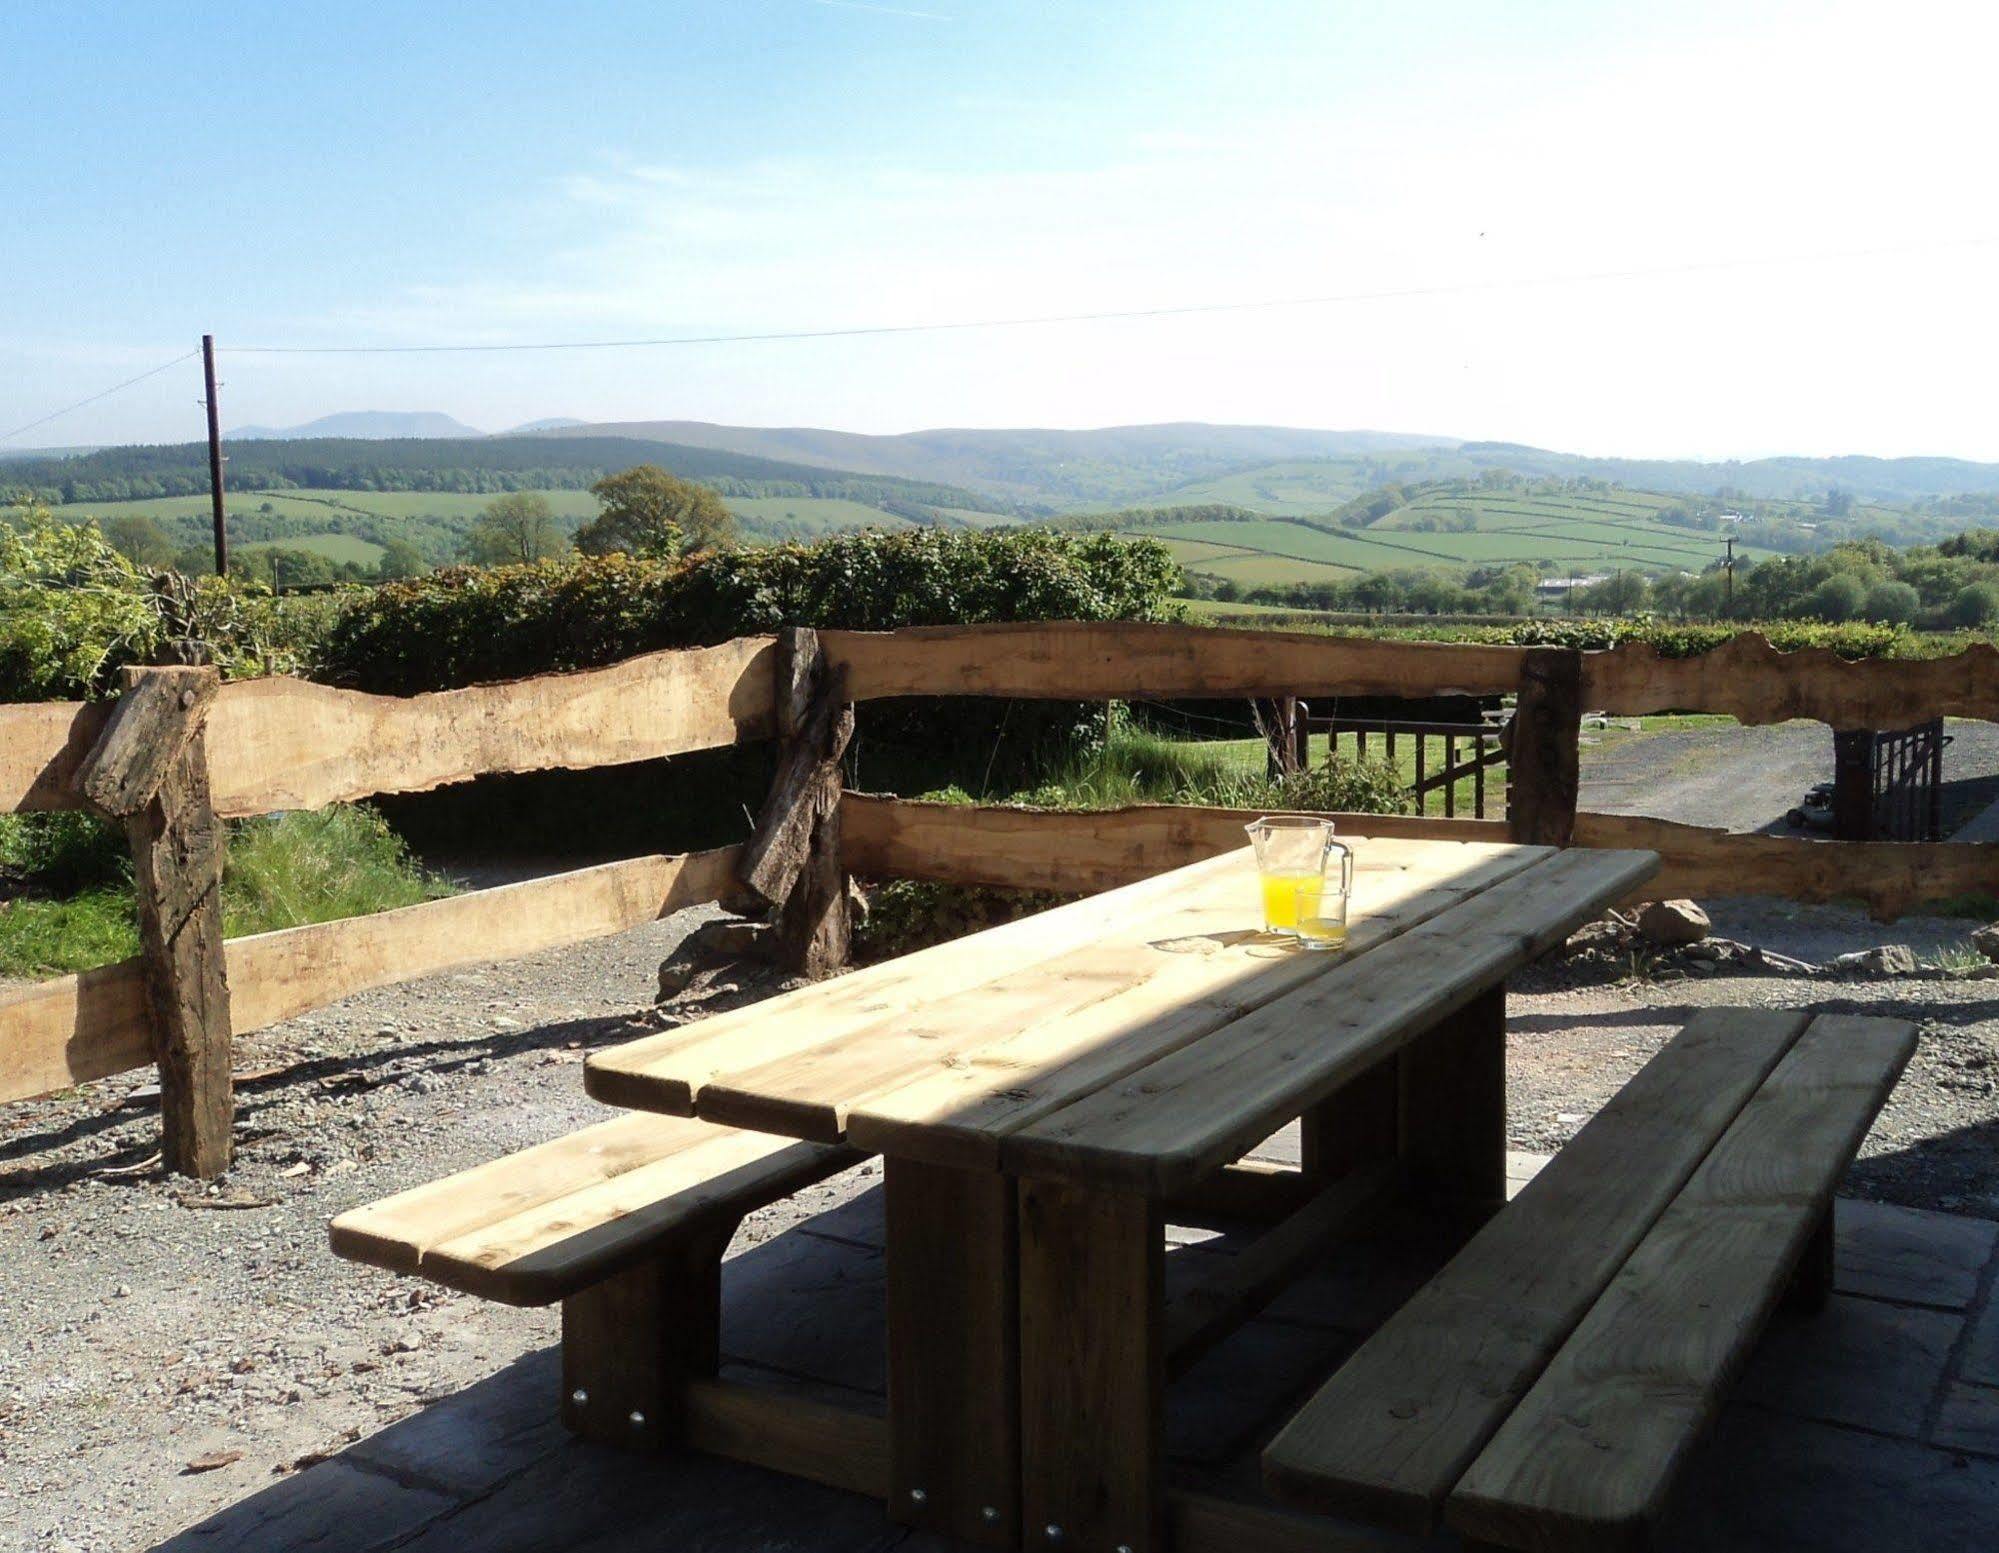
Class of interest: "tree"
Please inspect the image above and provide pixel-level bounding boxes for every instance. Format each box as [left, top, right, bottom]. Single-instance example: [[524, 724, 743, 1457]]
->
[[376, 538, 427, 580], [1804, 572, 1867, 622], [1862, 579, 1920, 625], [1951, 581, 1999, 629], [574, 465, 736, 558], [102, 514, 176, 568], [1579, 571, 1649, 615], [463, 492, 567, 566]]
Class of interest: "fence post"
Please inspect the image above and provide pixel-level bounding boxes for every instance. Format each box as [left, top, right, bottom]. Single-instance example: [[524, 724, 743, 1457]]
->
[[1507, 648, 1583, 847], [742, 628, 854, 977], [75, 665, 235, 1177]]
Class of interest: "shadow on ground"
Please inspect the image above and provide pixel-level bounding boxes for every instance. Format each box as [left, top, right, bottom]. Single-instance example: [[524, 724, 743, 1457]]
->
[[143, 1173, 1999, 1553]]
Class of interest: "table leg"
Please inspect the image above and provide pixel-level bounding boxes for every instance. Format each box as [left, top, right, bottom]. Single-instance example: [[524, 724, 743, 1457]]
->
[[1298, 1051, 1399, 1186], [885, 1157, 1019, 1547], [1397, 984, 1507, 1222], [1019, 1178, 1165, 1553]]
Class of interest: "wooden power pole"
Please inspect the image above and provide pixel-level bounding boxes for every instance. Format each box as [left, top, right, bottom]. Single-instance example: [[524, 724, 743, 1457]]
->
[[202, 335, 228, 577]]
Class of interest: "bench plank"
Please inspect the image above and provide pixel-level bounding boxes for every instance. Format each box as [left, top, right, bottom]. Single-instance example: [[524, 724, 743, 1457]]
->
[[330, 1114, 854, 1304], [1260, 1007, 1809, 1532], [1007, 848, 1658, 1197], [1447, 1014, 1918, 1551]]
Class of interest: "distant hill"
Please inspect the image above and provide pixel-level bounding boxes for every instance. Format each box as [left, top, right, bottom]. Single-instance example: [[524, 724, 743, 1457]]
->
[[0, 434, 1013, 520], [502, 417, 588, 434], [525, 419, 1448, 505], [231, 411, 488, 441], [532, 419, 1999, 509]]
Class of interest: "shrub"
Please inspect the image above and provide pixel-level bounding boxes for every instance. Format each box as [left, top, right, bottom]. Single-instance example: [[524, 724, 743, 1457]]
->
[[1952, 582, 1999, 629], [0, 503, 328, 700]]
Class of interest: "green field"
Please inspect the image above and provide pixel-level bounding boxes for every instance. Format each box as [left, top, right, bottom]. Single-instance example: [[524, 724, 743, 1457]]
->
[[238, 533, 386, 566], [1100, 482, 1791, 587], [1118, 459, 1379, 516]]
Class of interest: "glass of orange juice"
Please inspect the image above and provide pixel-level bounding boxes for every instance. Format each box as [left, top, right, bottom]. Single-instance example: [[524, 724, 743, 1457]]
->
[[1291, 866, 1351, 950]]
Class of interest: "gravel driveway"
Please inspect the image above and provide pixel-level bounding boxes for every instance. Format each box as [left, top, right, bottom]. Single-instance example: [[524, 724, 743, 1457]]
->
[[1579, 717, 1999, 835]]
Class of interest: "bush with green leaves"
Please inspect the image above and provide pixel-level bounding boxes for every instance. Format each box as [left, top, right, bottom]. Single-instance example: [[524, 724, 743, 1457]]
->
[[0, 502, 327, 700], [322, 527, 1182, 693]]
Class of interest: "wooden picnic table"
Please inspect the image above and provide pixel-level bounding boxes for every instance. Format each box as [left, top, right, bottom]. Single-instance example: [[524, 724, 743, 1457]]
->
[[586, 835, 1658, 1553]]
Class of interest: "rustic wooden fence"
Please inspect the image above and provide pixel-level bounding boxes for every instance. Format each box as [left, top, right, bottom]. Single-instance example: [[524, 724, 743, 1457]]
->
[[5, 620, 1998, 1177]]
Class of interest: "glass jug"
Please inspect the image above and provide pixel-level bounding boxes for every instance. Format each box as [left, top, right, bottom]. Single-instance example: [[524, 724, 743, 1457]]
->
[[1244, 815, 1354, 939]]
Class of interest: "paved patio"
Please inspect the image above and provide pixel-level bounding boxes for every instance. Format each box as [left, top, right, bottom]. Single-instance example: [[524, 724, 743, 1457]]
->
[[148, 1148, 1999, 1553]]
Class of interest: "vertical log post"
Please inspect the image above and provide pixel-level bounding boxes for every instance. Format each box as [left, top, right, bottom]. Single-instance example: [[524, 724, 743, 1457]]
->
[[741, 627, 854, 977], [75, 665, 234, 1178], [1506, 647, 1583, 847]]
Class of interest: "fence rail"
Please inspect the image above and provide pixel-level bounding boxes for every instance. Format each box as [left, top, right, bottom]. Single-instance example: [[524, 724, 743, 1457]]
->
[[3, 619, 1996, 1177]]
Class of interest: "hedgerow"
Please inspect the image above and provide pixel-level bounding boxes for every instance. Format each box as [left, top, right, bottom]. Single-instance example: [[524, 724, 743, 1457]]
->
[[320, 527, 1181, 693]]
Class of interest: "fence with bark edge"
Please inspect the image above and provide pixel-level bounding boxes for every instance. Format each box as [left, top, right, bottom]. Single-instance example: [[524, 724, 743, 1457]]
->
[[4, 620, 1997, 1176]]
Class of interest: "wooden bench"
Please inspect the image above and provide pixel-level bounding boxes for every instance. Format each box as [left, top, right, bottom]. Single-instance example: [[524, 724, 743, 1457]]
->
[[329, 1111, 859, 1447], [1261, 1007, 1917, 1552]]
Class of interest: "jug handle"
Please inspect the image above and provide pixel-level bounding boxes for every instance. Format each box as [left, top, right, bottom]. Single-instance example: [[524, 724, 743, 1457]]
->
[[1327, 838, 1354, 897]]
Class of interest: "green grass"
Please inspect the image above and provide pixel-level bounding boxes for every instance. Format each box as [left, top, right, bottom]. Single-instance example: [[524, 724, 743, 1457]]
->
[[1005, 722, 1408, 816], [240, 533, 387, 566], [725, 495, 921, 535], [1122, 460, 1379, 516], [0, 805, 449, 979], [1085, 480, 1799, 591]]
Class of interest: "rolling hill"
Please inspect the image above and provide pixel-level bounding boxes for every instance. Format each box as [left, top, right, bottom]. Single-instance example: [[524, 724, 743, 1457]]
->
[[231, 411, 489, 440], [523, 419, 1448, 505]]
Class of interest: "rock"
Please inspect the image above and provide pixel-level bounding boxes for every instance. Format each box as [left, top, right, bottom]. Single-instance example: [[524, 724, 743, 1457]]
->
[[656, 917, 773, 1000], [1637, 899, 1710, 947], [1830, 944, 1920, 976], [1971, 924, 1999, 964]]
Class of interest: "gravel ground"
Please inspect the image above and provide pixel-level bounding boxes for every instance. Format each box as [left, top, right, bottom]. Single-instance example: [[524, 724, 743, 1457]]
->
[[1579, 716, 1999, 835], [3, 895, 1998, 1551]]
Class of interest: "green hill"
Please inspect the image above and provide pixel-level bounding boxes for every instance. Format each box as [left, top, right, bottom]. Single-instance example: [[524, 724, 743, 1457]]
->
[[1052, 485, 1789, 587]]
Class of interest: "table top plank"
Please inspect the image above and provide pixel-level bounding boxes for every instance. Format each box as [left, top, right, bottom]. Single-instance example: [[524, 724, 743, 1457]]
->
[[840, 841, 1549, 1171], [586, 847, 1245, 1116], [1003, 847, 1658, 1196], [694, 852, 1284, 1140]]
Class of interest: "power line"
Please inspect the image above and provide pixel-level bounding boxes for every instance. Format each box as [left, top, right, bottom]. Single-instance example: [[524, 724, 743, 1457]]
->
[[225, 234, 1999, 356], [0, 350, 200, 445]]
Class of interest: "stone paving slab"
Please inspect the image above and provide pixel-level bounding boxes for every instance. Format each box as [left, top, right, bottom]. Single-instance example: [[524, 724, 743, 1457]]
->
[[1661, 1407, 1999, 1552], [1832, 1197, 1999, 1309], [142, 1195, 1999, 1552], [1733, 1293, 1961, 1440], [151, 1458, 457, 1553]]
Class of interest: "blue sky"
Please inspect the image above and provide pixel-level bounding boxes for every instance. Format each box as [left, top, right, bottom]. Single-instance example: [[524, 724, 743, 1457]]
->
[[6, 0, 1996, 458]]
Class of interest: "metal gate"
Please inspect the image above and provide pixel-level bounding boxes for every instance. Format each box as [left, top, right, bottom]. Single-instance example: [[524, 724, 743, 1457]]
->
[[1832, 719, 1948, 842]]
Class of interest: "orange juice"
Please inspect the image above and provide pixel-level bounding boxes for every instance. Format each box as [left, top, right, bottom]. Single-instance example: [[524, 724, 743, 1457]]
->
[[1260, 871, 1319, 931]]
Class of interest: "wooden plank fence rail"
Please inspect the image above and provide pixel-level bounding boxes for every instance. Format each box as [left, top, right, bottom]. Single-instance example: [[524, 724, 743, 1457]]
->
[[843, 795, 1999, 923], [6, 619, 1999, 1175], [840, 793, 1507, 895], [1582, 633, 1999, 726], [0, 636, 776, 819], [818, 621, 1529, 701], [0, 845, 744, 1110]]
